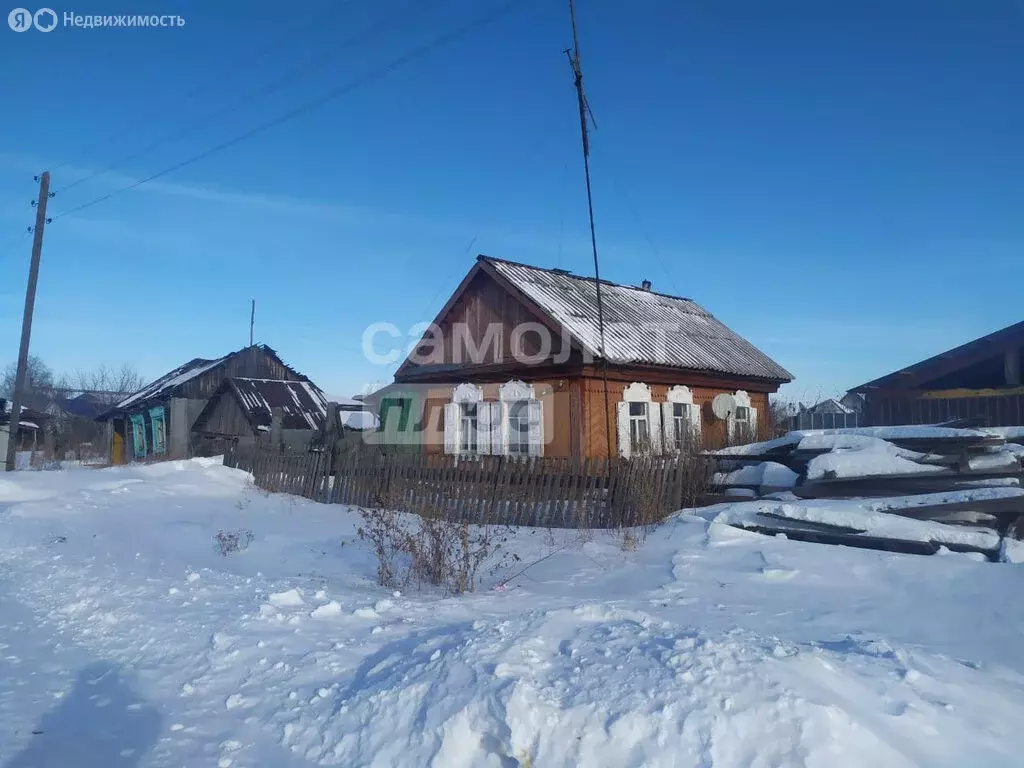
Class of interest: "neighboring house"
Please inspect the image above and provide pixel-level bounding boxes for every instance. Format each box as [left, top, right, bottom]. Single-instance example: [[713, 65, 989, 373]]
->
[[839, 391, 865, 414], [373, 255, 792, 458], [787, 397, 861, 431], [804, 398, 854, 415], [191, 378, 334, 454], [96, 345, 317, 463], [325, 394, 380, 431], [0, 398, 47, 463], [849, 320, 1024, 427]]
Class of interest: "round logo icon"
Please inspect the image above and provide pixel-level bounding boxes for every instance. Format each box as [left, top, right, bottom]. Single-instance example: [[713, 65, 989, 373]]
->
[[8, 7, 33, 31], [33, 7, 56, 31]]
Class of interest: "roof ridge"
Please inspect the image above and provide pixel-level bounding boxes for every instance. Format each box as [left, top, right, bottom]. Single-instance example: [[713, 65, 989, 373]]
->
[[478, 253, 693, 303]]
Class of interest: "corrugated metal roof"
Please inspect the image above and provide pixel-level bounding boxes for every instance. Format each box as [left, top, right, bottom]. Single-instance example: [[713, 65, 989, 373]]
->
[[102, 344, 311, 418], [229, 378, 329, 431], [484, 257, 792, 382], [112, 356, 228, 411]]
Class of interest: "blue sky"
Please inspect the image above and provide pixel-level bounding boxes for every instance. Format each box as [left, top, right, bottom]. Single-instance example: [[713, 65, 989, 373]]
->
[[1, 0, 1021, 402]]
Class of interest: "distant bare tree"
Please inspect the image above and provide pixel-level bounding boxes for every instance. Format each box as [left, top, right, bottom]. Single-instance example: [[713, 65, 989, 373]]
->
[[59, 363, 146, 404], [1, 356, 56, 411]]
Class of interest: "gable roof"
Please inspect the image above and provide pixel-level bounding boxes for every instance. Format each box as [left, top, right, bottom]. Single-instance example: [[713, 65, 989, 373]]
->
[[852, 321, 1024, 392], [99, 344, 307, 418], [220, 378, 329, 431], [475, 256, 791, 381], [58, 392, 112, 419]]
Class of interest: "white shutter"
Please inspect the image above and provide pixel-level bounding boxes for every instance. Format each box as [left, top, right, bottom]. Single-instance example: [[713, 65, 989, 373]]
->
[[616, 402, 630, 458], [661, 402, 676, 453], [688, 403, 702, 442], [477, 402, 494, 455], [527, 399, 543, 457], [493, 401, 508, 456], [443, 403, 459, 455], [727, 414, 737, 445], [748, 406, 758, 441], [648, 402, 662, 455]]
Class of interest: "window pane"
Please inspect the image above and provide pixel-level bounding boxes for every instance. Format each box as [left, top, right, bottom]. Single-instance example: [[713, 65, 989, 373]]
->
[[629, 402, 646, 416], [508, 401, 529, 454], [673, 403, 684, 417]]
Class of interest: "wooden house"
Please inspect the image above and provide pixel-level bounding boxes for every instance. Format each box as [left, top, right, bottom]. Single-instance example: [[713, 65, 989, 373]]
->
[[96, 345, 317, 463], [372, 255, 792, 459], [850, 321, 1024, 427], [191, 377, 333, 455]]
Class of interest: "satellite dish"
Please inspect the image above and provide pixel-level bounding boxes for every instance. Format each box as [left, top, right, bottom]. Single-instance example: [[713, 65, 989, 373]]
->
[[711, 393, 736, 421]]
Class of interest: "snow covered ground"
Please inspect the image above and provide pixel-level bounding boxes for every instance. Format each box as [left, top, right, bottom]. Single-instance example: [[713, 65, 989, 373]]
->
[[2, 460, 1024, 767]]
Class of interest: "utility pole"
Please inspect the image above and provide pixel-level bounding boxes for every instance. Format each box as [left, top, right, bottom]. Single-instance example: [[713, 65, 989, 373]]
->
[[249, 299, 255, 346], [5, 172, 52, 472], [565, 0, 614, 460]]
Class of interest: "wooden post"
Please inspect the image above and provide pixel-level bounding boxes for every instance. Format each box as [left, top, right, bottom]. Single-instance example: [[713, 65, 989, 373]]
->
[[270, 407, 283, 450], [5, 172, 51, 472]]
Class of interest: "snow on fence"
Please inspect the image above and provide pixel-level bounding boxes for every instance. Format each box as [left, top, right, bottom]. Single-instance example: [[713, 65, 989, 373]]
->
[[224, 443, 711, 529]]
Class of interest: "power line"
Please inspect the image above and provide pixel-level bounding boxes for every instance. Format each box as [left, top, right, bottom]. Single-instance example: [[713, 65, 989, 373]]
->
[[594, 142, 682, 298], [52, 0, 523, 223], [51, 0, 364, 178], [59, 0, 439, 196]]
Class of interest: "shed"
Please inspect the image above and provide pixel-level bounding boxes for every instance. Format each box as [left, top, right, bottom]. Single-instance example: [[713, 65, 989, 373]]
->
[[96, 344, 313, 463], [850, 320, 1024, 427]]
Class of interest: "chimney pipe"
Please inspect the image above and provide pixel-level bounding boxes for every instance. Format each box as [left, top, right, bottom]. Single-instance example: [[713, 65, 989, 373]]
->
[[640, 279, 652, 291]]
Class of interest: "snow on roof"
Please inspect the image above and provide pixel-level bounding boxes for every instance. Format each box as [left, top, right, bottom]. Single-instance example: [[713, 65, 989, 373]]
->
[[482, 256, 793, 381], [228, 378, 329, 431], [325, 394, 365, 408], [339, 409, 379, 431], [114, 356, 228, 411]]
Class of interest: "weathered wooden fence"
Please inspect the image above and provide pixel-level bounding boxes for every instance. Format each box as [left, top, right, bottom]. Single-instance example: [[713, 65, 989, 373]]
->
[[224, 443, 710, 529]]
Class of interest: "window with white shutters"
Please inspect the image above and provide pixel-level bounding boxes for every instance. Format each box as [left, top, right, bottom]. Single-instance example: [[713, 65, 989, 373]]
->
[[628, 402, 649, 452], [617, 382, 657, 457], [727, 391, 757, 445]]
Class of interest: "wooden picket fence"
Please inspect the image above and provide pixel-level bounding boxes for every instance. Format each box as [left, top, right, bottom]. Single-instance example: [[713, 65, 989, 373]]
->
[[224, 443, 710, 529]]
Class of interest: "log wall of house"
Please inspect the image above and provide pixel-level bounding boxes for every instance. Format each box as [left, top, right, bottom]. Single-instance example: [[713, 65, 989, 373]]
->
[[175, 347, 303, 401], [579, 376, 772, 458], [415, 379, 575, 457], [864, 388, 1024, 428], [396, 374, 773, 459]]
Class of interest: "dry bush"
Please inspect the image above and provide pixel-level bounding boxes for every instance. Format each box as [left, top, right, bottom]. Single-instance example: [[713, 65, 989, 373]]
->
[[214, 529, 254, 556], [357, 507, 516, 595], [614, 432, 711, 549]]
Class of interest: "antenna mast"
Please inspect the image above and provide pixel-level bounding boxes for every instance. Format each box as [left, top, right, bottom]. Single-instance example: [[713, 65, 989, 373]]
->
[[249, 299, 255, 346], [565, 0, 613, 459]]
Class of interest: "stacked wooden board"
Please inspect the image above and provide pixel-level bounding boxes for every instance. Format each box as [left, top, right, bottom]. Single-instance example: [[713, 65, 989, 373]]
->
[[703, 425, 1024, 562]]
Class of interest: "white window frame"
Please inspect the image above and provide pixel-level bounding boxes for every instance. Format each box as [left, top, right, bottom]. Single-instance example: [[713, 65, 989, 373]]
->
[[662, 385, 701, 452], [498, 380, 542, 458], [459, 402, 479, 455], [726, 390, 758, 445], [445, 383, 488, 457], [616, 382, 662, 457]]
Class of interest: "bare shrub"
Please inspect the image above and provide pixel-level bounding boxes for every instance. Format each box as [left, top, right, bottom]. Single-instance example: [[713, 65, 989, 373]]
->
[[215, 529, 254, 556], [357, 507, 515, 595]]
